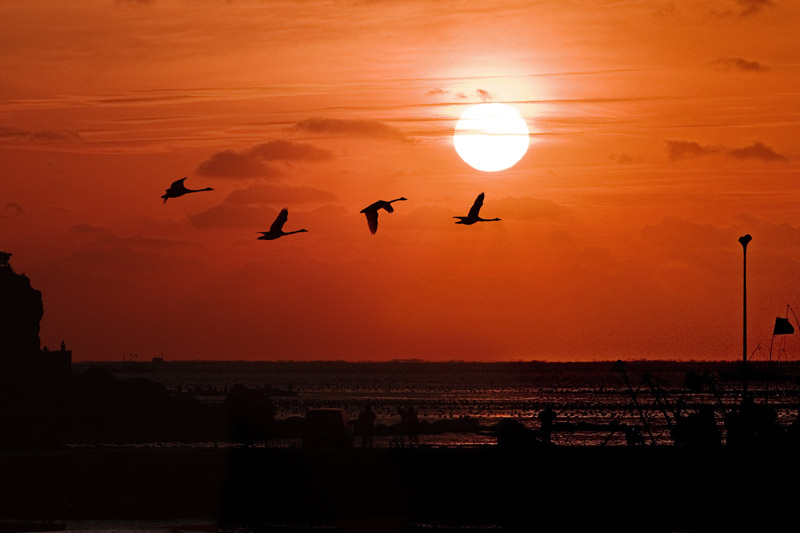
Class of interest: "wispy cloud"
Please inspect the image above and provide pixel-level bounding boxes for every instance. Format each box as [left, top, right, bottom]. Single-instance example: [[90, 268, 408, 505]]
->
[[495, 197, 572, 221], [476, 89, 492, 102], [69, 223, 107, 234], [665, 141, 723, 161], [95, 234, 199, 249], [666, 140, 787, 162], [0, 126, 80, 143], [294, 117, 409, 142], [197, 150, 282, 178], [225, 183, 337, 205], [189, 203, 278, 229], [709, 56, 767, 72], [729, 141, 787, 162], [737, 0, 773, 17], [1, 203, 24, 219], [196, 140, 333, 178]]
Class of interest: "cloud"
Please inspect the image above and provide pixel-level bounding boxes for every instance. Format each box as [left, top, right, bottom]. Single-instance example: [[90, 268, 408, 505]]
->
[[737, 0, 773, 16], [611, 153, 634, 164], [196, 150, 280, 178], [494, 197, 572, 221], [96, 234, 199, 249], [476, 89, 492, 102], [225, 183, 337, 205], [248, 140, 333, 161], [642, 215, 733, 251], [1, 203, 24, 217], [666, 140, 786, 162], [70, 223, 107, 234], [710, 56, 767, 72], [665, 141, 723, 161], [0, 126, 81, 143], [426, 88, 447, 97], [189, 203, 278, 229], [293, 118, 409, 142], [729, 141, 787, 162], [196, 140, 332, 178]]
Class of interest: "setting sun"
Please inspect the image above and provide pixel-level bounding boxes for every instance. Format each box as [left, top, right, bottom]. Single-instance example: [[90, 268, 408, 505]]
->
[[453, 103, 530, 172]]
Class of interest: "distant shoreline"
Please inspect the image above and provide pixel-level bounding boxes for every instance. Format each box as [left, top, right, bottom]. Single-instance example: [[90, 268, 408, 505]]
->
[[73, 358, 798, 364]]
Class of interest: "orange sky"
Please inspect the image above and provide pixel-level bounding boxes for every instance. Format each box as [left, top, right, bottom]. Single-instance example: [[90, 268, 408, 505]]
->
[[2, 0, 800, 361]]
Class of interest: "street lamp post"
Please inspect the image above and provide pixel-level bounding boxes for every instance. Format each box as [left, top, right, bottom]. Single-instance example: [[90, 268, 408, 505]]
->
[[739, 234, 752, 404]]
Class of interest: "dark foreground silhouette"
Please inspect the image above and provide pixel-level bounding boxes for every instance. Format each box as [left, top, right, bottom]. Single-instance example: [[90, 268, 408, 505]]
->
[[453, 192, 500, 225], [2, 446, 799, 532], [161, 177, 214, 203]]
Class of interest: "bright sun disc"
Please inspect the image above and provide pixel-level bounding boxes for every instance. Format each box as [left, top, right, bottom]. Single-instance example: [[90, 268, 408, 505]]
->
[[453, 103, 530, 172]]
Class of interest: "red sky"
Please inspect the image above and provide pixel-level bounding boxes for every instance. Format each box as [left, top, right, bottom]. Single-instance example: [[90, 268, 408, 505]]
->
[[2, 0, 800, 361]]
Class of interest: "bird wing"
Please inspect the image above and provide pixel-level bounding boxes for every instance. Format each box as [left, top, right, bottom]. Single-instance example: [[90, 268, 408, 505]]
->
[[270, 208, 289, 233], [380, 202, 394, 213], [364, 210, 378, 234], [467, 193, 485, 219]]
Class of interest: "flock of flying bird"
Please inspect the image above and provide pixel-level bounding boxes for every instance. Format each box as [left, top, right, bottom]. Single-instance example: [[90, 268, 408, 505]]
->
[[161, 177, 502, 240]]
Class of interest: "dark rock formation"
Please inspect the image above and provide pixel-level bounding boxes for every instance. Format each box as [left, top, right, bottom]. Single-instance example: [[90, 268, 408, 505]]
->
[[0, 252, 43, 359]]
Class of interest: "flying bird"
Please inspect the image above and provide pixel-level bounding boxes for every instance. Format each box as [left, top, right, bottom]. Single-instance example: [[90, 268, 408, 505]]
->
[[257, 208, 308, 240], [453, 193, 501, 225], [360, 197, 407, 234], [161, 177, 214, 203]]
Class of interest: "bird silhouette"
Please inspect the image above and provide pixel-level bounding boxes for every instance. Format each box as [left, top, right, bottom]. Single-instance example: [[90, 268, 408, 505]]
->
[[161, 177, 214, 203], [360, 197, 407, 234], [453, 193, 501, 225], [257, 208, 308, 240]]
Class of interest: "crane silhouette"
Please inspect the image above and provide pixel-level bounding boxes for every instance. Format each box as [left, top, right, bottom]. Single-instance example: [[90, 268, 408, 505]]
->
[[453, 193, 501, 225], [161, 177, 214, 203], [257, 208, 308, 240], [360, 197, 407, 234]]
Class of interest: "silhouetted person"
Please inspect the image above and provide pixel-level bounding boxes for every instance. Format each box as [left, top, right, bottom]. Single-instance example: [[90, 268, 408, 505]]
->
[[622, 424, 645, 446], [60, 340, 66, 351], [360, 197, 407, 234], [257, 208, 308, 240], [398, 405, 419, 445], [538, 404, 556, 444], [358, 404, 377, 447], [161, 177, 213, 203], [453, 192, 501, 225]]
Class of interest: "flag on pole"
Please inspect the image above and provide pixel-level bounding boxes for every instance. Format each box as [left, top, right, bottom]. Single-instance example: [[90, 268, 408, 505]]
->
[[773, 317, 794, 335]]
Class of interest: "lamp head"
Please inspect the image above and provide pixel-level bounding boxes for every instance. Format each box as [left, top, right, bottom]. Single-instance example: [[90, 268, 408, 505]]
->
[[738, 234, 752, 250]]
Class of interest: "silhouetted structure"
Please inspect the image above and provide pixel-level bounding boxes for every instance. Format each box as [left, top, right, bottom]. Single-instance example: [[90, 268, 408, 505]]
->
[[161, 177, 214, 203], [453, 192, 501, 225], [359, 197, 407, 234], [257, 208, 308, 240], [739, 234, 751, 403]]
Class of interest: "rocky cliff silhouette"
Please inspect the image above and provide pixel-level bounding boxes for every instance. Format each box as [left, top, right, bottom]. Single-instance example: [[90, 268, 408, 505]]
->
[[0, 251, 43, 358]]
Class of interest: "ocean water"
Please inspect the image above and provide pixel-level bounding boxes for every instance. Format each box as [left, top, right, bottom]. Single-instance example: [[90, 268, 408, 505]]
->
[[72, 360, 800, 447]]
